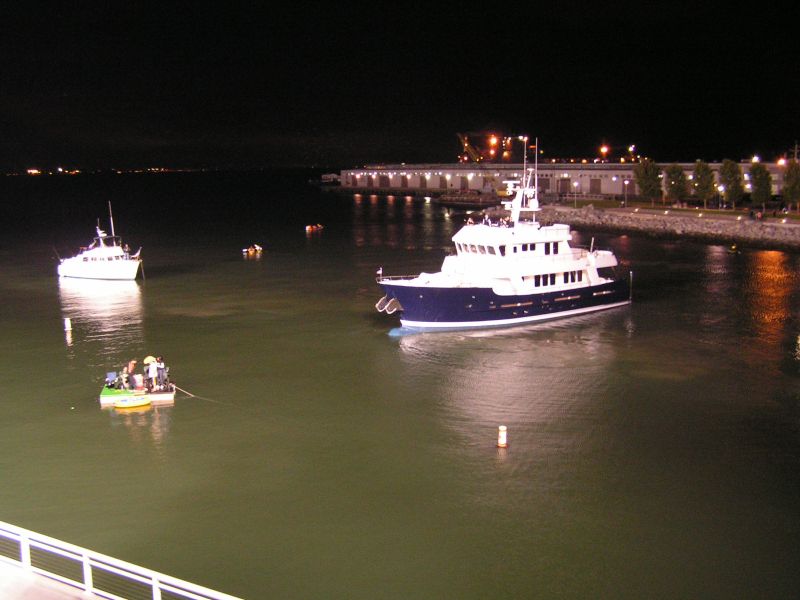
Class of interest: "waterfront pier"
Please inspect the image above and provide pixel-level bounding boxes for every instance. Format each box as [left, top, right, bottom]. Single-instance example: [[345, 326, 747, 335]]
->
[[537, 205, 800, 250]]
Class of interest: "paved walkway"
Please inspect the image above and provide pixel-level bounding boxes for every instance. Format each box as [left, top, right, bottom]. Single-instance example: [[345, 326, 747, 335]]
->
[[0, 560, 99, 599]]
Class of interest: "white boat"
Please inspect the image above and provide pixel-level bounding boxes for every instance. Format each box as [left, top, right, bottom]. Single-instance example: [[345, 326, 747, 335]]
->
[[375, 137, 632, 331], [57, 203, 141, 280]]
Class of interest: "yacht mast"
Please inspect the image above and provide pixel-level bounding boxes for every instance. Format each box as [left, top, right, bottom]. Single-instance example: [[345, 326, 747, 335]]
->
[[533, 136, 538, 203], [521, 135, 527, 187], [108, 201, 116, 239]]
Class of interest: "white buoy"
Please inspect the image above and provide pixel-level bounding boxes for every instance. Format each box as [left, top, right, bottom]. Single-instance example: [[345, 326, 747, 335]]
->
[[497, 425, 508, 448], [64, 318, 72, 331]]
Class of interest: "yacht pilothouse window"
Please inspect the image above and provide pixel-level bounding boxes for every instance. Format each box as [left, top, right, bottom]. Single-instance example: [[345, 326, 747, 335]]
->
[[543, 242, 560, 255], [457, 243, 498, 256]]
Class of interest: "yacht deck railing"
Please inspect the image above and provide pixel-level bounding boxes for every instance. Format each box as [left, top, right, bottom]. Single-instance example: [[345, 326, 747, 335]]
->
[[0, 520, 241, 600]]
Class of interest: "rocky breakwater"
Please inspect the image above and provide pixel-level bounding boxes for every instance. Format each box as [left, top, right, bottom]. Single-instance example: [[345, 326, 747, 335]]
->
[[538, 205, 800, 251]]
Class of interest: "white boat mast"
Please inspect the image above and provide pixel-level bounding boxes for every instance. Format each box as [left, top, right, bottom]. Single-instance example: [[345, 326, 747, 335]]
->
[[533, 136, 538, 204], [108, 201, 116, 238], [522, 135, 527, 186]]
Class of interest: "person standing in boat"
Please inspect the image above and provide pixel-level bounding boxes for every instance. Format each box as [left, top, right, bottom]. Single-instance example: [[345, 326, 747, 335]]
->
[[119, 366, 130, 389], [126, 359, 138, 388], [156, 357, 166, 390], [147, 358, 158, 391]]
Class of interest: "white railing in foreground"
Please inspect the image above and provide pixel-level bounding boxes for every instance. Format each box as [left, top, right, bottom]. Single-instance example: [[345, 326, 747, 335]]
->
[[0, 520, 242, 600]]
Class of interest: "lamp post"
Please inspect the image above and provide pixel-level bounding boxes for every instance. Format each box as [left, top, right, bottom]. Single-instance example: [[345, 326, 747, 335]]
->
[[573, 180, 579, 208], [623, 179, 629, 206]]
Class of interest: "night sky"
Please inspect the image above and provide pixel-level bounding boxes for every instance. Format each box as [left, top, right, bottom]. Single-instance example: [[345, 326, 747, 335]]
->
[[2, 3, 797, 171]]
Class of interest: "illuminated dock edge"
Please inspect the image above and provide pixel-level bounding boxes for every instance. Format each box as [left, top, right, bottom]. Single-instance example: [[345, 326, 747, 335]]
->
[[0, 520, 241, 600]]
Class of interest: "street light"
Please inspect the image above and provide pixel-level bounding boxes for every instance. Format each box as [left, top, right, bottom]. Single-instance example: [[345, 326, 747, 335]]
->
[[623, 179, 629, 206], [573, 180, 579, 208]]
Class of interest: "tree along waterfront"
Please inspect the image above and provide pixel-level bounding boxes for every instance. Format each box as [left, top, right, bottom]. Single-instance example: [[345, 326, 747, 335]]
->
[[633, 158, 800, 211]]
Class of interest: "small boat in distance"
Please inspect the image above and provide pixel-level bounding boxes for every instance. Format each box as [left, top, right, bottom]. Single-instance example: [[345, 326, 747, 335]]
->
[[242, 243, 263, 257], [57, 202, 141, 280], [375, 137, 632, 331]]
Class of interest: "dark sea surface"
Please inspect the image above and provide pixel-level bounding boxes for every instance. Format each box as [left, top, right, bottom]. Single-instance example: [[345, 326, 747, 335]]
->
[[1, 171, 800, 599]]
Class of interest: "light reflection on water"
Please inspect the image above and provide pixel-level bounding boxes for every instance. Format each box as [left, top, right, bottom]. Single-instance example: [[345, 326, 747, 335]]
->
[[396, 312, 621, 448], [58, 278, 144, 367], [742, 250, 796, 337], [106, 404, 173, 460]]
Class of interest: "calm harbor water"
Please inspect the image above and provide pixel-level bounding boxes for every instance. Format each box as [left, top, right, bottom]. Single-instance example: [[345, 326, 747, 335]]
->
[[1, 171, 800, 599]]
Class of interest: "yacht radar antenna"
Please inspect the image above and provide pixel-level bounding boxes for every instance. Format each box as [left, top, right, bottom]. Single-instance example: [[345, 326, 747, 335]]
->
[[502, 135, 540, 224]]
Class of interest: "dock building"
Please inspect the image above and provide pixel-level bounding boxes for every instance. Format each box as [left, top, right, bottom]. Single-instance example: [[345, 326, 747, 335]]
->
[[339, 160, 789, 201]]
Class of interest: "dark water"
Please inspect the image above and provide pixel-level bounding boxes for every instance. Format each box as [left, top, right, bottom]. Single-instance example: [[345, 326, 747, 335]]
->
[[1, 172, 800, 599]]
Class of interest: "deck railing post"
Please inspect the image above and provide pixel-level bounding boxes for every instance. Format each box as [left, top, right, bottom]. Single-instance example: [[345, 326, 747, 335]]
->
[[153, 576, 162, 600], [20, 533, 31, 568], [82, 552, 94, 592]]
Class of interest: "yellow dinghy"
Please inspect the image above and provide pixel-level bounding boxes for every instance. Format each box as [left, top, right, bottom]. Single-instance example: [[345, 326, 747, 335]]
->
[[113, 395, 152, 409]]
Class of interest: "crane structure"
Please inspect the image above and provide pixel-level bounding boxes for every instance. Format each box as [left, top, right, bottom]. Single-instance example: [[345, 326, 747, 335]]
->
[[457, 132, 522, 163]]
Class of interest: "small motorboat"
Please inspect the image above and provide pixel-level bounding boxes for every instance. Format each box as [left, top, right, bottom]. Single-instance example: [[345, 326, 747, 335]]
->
[[242, 243, 263, 257], [99, 385, 176, 407], [99, 368, 176, 408]]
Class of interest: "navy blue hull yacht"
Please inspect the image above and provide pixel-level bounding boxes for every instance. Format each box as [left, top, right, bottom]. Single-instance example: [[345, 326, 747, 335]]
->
[[376, 139, 631, 331]]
